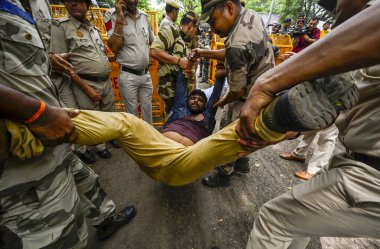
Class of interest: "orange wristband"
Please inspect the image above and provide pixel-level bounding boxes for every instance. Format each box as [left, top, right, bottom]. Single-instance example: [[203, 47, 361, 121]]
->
[[24, 100, 46, 124]]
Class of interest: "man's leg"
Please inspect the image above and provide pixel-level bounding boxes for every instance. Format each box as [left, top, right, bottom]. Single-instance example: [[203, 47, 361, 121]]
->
[[138, 73, 153, 125], [0, 166, 88, 249], [247, 154, 380, 249], [203, 101, 249, 188], [306, 125, 339, 174], [294, 125, 339, 180], [72, 80, 111, 159], [71, 156, 136, 241], [158, 74, 176, 114], [118, 71, 139, 118], [279, 131, 317, 163], [51, 73, 96, 163]]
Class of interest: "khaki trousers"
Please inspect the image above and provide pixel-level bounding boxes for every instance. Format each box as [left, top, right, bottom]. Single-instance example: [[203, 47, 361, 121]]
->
[[246, 154, 380, 249], [1, 110, 244, 186], [72, 110, 244, 186]]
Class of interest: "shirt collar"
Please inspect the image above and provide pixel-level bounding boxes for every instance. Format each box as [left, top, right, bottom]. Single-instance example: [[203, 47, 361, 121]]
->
[[124, 8, 142, 19], [164, 14, 174, 25], [68, 14, 93, 30]]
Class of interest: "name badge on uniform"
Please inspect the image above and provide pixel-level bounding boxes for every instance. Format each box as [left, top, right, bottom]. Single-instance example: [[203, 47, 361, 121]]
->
[[76, 30, 84, 37], [96, 38, 106, 53]]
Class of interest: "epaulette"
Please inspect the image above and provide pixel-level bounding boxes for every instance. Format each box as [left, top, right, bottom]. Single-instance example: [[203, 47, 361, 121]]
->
[[140, 10, 148, 16], [51, 16, 70, 26]]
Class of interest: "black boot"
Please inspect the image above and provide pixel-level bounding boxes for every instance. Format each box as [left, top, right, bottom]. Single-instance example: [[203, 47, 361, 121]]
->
[[96, 206, 136, 241], [233, 157, 250, 174], [202, 171, 231, 188]]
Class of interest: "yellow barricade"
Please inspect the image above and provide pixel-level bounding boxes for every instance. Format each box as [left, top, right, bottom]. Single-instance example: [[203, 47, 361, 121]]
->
[[209, 34, 225, 85], [269, 34, 293, 65], [50, 5, 166, 126]]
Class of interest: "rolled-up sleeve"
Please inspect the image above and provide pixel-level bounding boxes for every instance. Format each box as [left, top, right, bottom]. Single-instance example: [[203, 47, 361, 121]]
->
[[151, 25, 174, 51], [226, 46, 253, 92]]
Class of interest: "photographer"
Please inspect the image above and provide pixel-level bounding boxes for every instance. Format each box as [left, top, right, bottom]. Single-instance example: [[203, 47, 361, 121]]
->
[[292, 19, 308, 53]]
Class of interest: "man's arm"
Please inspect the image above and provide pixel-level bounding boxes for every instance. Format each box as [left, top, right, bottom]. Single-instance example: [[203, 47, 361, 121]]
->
[[190, 48, 226, 61], [150, 25, 192, 70], [50, 23, 102, 102], [236, 1, 380, 141], [106, 0, 126, 54], [0, 85, 78, 145]]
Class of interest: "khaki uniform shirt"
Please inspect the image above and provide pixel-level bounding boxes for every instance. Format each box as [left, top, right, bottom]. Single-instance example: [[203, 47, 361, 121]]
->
[[151, 22, 187, 77], [30, 0, 51, 52], [160, 14, 173, 29], [105, 8, 154, 71], [335, 65, 380, 157], [225, 8, 275, 98], [0, 0, 71, 196], [335, 0, 380, 158], [50, 15, 111, 78]]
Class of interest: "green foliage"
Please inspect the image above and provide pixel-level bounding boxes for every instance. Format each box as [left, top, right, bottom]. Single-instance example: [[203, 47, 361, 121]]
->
[[245, 0, 334, 22], [156, 0, 202, 14], [138, 0, 150, 10]]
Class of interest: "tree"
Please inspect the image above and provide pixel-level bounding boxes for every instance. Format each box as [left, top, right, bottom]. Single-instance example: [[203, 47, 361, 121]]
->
[[156, 0, 201, 13], [245, 0, 334, 22]]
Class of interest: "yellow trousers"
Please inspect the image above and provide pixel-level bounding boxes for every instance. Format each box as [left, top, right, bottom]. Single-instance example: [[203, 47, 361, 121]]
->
[[2, 110, 245, 186]]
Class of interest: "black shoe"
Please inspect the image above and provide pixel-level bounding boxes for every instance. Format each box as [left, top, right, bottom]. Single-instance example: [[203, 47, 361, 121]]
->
[[202, 172, 231, 188], [97, 149, 112, 159], [234, 157, 250, 174], [96, 206, 136, 241], [78, 150, 96, 164], [109, 140, 121, 148]]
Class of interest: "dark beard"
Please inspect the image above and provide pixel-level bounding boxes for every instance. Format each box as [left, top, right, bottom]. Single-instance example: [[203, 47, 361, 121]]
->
[[188, 104, 206, 115]]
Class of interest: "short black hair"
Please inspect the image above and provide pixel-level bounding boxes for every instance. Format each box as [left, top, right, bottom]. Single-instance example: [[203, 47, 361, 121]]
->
[[165, 4, 178, 14], [180, 11, 197, 26], [188, 89, 207, 103]]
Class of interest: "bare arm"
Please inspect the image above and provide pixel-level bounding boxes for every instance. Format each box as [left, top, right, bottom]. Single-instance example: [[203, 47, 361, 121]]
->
[[190, 48, 226, 61], [70, 73, 102, 102], [237, 1, 380, 141], [107, 0, 126, 54], [151, 49, 192, 70], [0, 85, 78, 145]]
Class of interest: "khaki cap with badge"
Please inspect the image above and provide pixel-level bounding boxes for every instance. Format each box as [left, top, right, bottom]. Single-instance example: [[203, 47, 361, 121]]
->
[[166, 0, 181, 9]]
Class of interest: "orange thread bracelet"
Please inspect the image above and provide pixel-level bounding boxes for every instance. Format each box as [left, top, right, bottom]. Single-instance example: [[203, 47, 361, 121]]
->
[[24, 100, 46, 124]]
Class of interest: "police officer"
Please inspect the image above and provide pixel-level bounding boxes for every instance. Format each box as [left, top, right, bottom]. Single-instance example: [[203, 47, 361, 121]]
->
[[105, 0, 154, 124], [51, 0, 116, 159], [280, 17, 294, 35], [151, 10, 197, 114], [160, 0, 180, 29], [235, 0, 380, 248], [191, 0, 275, 187]]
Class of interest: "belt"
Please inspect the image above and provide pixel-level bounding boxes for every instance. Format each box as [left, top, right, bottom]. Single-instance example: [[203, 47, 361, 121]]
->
[[78, 74, 109, 82], [121, 66, 148, 76], [351, 152, 380, 171]]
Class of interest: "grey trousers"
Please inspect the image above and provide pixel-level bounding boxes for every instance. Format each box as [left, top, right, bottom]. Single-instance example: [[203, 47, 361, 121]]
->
[[246, 154, 380, 249], [118, 70, 153, 125], [72, 78, 116, 152]]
